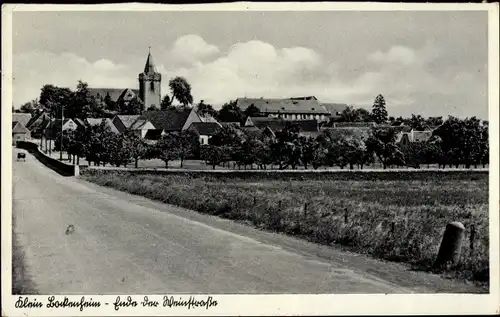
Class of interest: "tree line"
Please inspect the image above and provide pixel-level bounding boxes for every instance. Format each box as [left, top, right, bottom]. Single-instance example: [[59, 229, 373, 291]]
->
[[54, 114, 488, 170], [15, 76, 196, 119]]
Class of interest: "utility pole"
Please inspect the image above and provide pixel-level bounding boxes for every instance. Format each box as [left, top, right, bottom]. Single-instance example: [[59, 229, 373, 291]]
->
[[60, 104, 64, 161]]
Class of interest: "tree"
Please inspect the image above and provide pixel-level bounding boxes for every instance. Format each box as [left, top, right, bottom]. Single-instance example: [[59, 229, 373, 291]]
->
[[123, 132, 148, 168], [403, 141, 426, 168], [200, 145, 231, 169], [103, 93, 118, 112], [479, 124, 489, 167], [120, 96, 144, 115], [244, 104, 261, 118], [338, 106, 372, 122], [54, 129, 75, 161], [176, 130, 200, 168], [39, 84, 73, 118], [69, 80, 106, 118], [271, 122, 302, 169], [371, 94, 388, 124], [217, 100, 245, 123], [19, 99, 41, 115], [365, 127, 402, 169], [409, 114, 428, 131], [389, 116, 405, 126], [169, 77, 193, 107], [425, 116, 444, 128], [160, 95, 174, 110], [196, 100, 218, 118], [209, 125, 243, 147], [155, 133, 180, 168], [107, 133, 133, 167], [79, 120, 115, 166], [300, 137, 317, 169], [433, 116, 483, 168]]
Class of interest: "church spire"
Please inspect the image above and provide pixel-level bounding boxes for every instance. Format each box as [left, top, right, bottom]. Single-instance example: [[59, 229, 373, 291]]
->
[[143, 47, 157, 74]]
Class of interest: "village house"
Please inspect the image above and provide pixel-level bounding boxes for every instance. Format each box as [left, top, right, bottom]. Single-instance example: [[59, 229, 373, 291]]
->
[[86, 118, 121, 134], [12, 121, 31, 144], [187, 122, 222, 145], [13, 113, 33, 127], [111, 115, 155, 137], [139, 108, 203, 140], [44, 118, 78, 139], [396, 129, 434, 150], [244, 116, 321, 138], [25, 112, 52, 138]]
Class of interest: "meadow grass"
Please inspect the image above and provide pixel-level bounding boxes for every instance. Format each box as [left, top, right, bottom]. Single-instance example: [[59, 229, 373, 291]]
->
[[82, 170, 489, 284]]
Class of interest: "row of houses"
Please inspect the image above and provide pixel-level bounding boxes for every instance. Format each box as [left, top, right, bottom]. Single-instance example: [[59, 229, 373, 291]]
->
[[12, 95, 435, 148], [12, 108, 224, 146], [12, 111, 435, 149]]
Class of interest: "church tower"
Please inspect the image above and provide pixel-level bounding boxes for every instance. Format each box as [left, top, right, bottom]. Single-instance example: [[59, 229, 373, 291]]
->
[[139, 48, 162, 110]]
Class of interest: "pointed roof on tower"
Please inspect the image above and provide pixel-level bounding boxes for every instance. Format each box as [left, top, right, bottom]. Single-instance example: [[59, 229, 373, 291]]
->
[[143, 47, 158, 74]]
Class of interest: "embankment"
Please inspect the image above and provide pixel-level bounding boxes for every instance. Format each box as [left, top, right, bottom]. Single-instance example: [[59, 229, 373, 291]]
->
[[16, 141, 79, 177]]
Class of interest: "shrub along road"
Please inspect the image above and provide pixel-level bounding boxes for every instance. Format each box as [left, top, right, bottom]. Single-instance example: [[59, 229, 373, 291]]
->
[[12, 149, 484, 294]]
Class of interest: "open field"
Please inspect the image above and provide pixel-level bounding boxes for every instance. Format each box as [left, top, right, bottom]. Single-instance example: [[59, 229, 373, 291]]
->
[[81, 170, 489, 285]]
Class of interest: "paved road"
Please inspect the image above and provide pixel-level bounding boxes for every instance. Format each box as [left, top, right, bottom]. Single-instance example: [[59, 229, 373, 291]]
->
[[12, 149, 482, 294]]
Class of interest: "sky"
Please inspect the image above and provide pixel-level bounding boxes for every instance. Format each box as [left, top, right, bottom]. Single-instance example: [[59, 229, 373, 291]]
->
[[12, 10, 489, 119]]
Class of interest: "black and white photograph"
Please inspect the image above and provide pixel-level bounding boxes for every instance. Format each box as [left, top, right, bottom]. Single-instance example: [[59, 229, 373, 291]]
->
[[2, 2, 499, 316]]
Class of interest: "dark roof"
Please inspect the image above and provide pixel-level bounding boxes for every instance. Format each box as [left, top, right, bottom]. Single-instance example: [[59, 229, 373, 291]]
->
[[26, 112, 51, 130], [320, 127, 371, 139], [240, 126, 265, 139], [74, 118, 85, 127], [87, 88, 139, 102], [129, 118, 154, 130], [321, 103, 349, 116], [12, 121, 30, 133], [86, 118, 120, 134], [333, 122, 376, 128], [12, 121, 30, 134], [392, 125, 413, 133], [220, 122, 241, 128], [289, 96, 318, 100], [12, 113, 32, 126], [115, 115, 141, 129], [188, 122, 221, 136], [251, 118, 319, 133], [140, 109, 192, 132], [116, 88, 141, 103], [144, 129, 163, 140], [143, 51, 158, 74], [236, 98, 329, 114]]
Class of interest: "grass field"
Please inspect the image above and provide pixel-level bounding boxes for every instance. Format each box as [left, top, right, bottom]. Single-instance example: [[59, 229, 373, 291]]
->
[[82, 170, 489, 285]]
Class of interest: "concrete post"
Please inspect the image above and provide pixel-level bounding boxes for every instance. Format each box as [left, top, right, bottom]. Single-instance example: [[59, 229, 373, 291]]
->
[[74, 165, 80, 177], [433, 221, 465, 270]]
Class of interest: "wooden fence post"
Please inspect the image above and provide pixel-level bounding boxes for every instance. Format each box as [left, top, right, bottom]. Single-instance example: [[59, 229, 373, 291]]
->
[[469, 224, 475, 254], [433, 221, 465, 270]]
